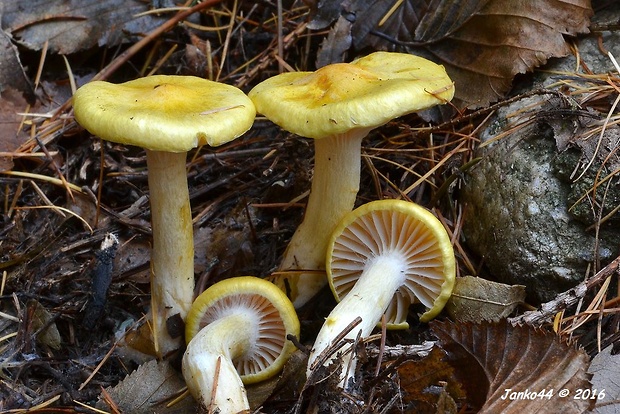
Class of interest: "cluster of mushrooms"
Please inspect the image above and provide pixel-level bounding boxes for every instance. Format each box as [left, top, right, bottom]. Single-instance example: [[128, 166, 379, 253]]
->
[[72, 52, 456, 412]]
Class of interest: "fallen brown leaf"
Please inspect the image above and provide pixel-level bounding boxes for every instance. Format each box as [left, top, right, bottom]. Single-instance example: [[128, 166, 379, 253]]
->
[[431, 319, 594, 413], [246, 349, 308, 410], [0, 31, 32, 97], [27, 299, 61, 350], [396, 346, 465, 413], [0, 88, 31, 171], [446, 276, 526, 323], [311, 0, 592, 108], [2, 0, 166, 54], [97, 359, 196, 413]]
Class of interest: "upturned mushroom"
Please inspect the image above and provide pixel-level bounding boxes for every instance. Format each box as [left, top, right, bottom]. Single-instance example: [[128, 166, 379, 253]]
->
[[72, 75, 256, 356], [307, 199, 455, 387], [182, 276, 300, 413], [248, 52, 454, 308]]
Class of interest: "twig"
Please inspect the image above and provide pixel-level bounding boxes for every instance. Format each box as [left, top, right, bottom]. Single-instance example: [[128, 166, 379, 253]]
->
[[365, 341, 436, 360], [1, 170, 83, 194], [308, 316, 362, 373], [373, 315, 387, 379], [509, 255, 620, 326], [237, 21, 308, 88], [78, 341, 118, 391], [413, 88, 574, 135]]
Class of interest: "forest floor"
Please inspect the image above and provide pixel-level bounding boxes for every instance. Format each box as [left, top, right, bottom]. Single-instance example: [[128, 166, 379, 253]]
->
[[1, 1, 619, 413]]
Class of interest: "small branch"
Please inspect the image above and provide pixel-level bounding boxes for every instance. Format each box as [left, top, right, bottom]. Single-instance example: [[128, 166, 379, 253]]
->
[[366, 340, 436, 360], [509, 255, 620, 326]]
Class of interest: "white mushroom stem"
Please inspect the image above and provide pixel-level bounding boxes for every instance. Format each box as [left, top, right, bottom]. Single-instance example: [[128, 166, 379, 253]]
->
[[146, 150, 195, 357], [277, 128, 371, 307], [307, 252, 407, 388], [182, 312, 257, 413]]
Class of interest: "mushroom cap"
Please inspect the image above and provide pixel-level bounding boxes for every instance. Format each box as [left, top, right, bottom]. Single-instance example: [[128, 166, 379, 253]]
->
[[326, 199, 455, 327], [248, 51, 454, 139], [185, 276, 300, 384], [73, 75, 256, 152]]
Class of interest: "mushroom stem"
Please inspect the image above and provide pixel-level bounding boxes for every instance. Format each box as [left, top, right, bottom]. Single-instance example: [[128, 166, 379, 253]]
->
[[276, 129, 369, 307], [308, 252, 407, 387], [183, 312, 256, 412], [146, 149, 195, 357]]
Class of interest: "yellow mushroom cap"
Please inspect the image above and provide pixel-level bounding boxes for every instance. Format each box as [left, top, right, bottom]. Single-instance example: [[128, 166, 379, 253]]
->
[[248, 52, 454, 139], [73, 75, 256, 152], [185, 276, 300, 384], [327, 199, 456, 327]]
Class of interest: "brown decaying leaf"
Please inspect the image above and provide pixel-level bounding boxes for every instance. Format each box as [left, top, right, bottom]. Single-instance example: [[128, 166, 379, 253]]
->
[[0, 30, 33, 97], [430, 319, 594, 413], [246, 349, 308, 410], [313, 0, 592, 108], [97, 359, 196, 413], [0, 88, 33, 171], [446, 276, 526, 323], [27, 299, 61, 350], [1, 0, 166, 54], [396, 346, 465, 413]]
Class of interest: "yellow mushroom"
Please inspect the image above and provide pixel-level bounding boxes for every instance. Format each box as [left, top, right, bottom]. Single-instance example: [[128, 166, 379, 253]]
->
[[308, 199, 456, 387], [183, 276, 300, 413], [249, 52, 454, 308], [72, 75, 256, 356]]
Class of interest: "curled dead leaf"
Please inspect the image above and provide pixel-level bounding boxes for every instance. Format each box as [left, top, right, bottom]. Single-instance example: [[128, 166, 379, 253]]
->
[[0, 88, 32, 171], [246, 349, 307, 410], [446, 276, 526, 323], [312, 0, 593, 108], [2, 0, 166, 54], [97, 359, 196, 413], [27, 299, 61, 350], [396, 346, 466, 413]]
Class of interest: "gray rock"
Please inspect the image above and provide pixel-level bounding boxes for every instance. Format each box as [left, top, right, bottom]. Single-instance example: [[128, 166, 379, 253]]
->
[[460, 20, 620, 302], [461, 100, 617, 302]]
